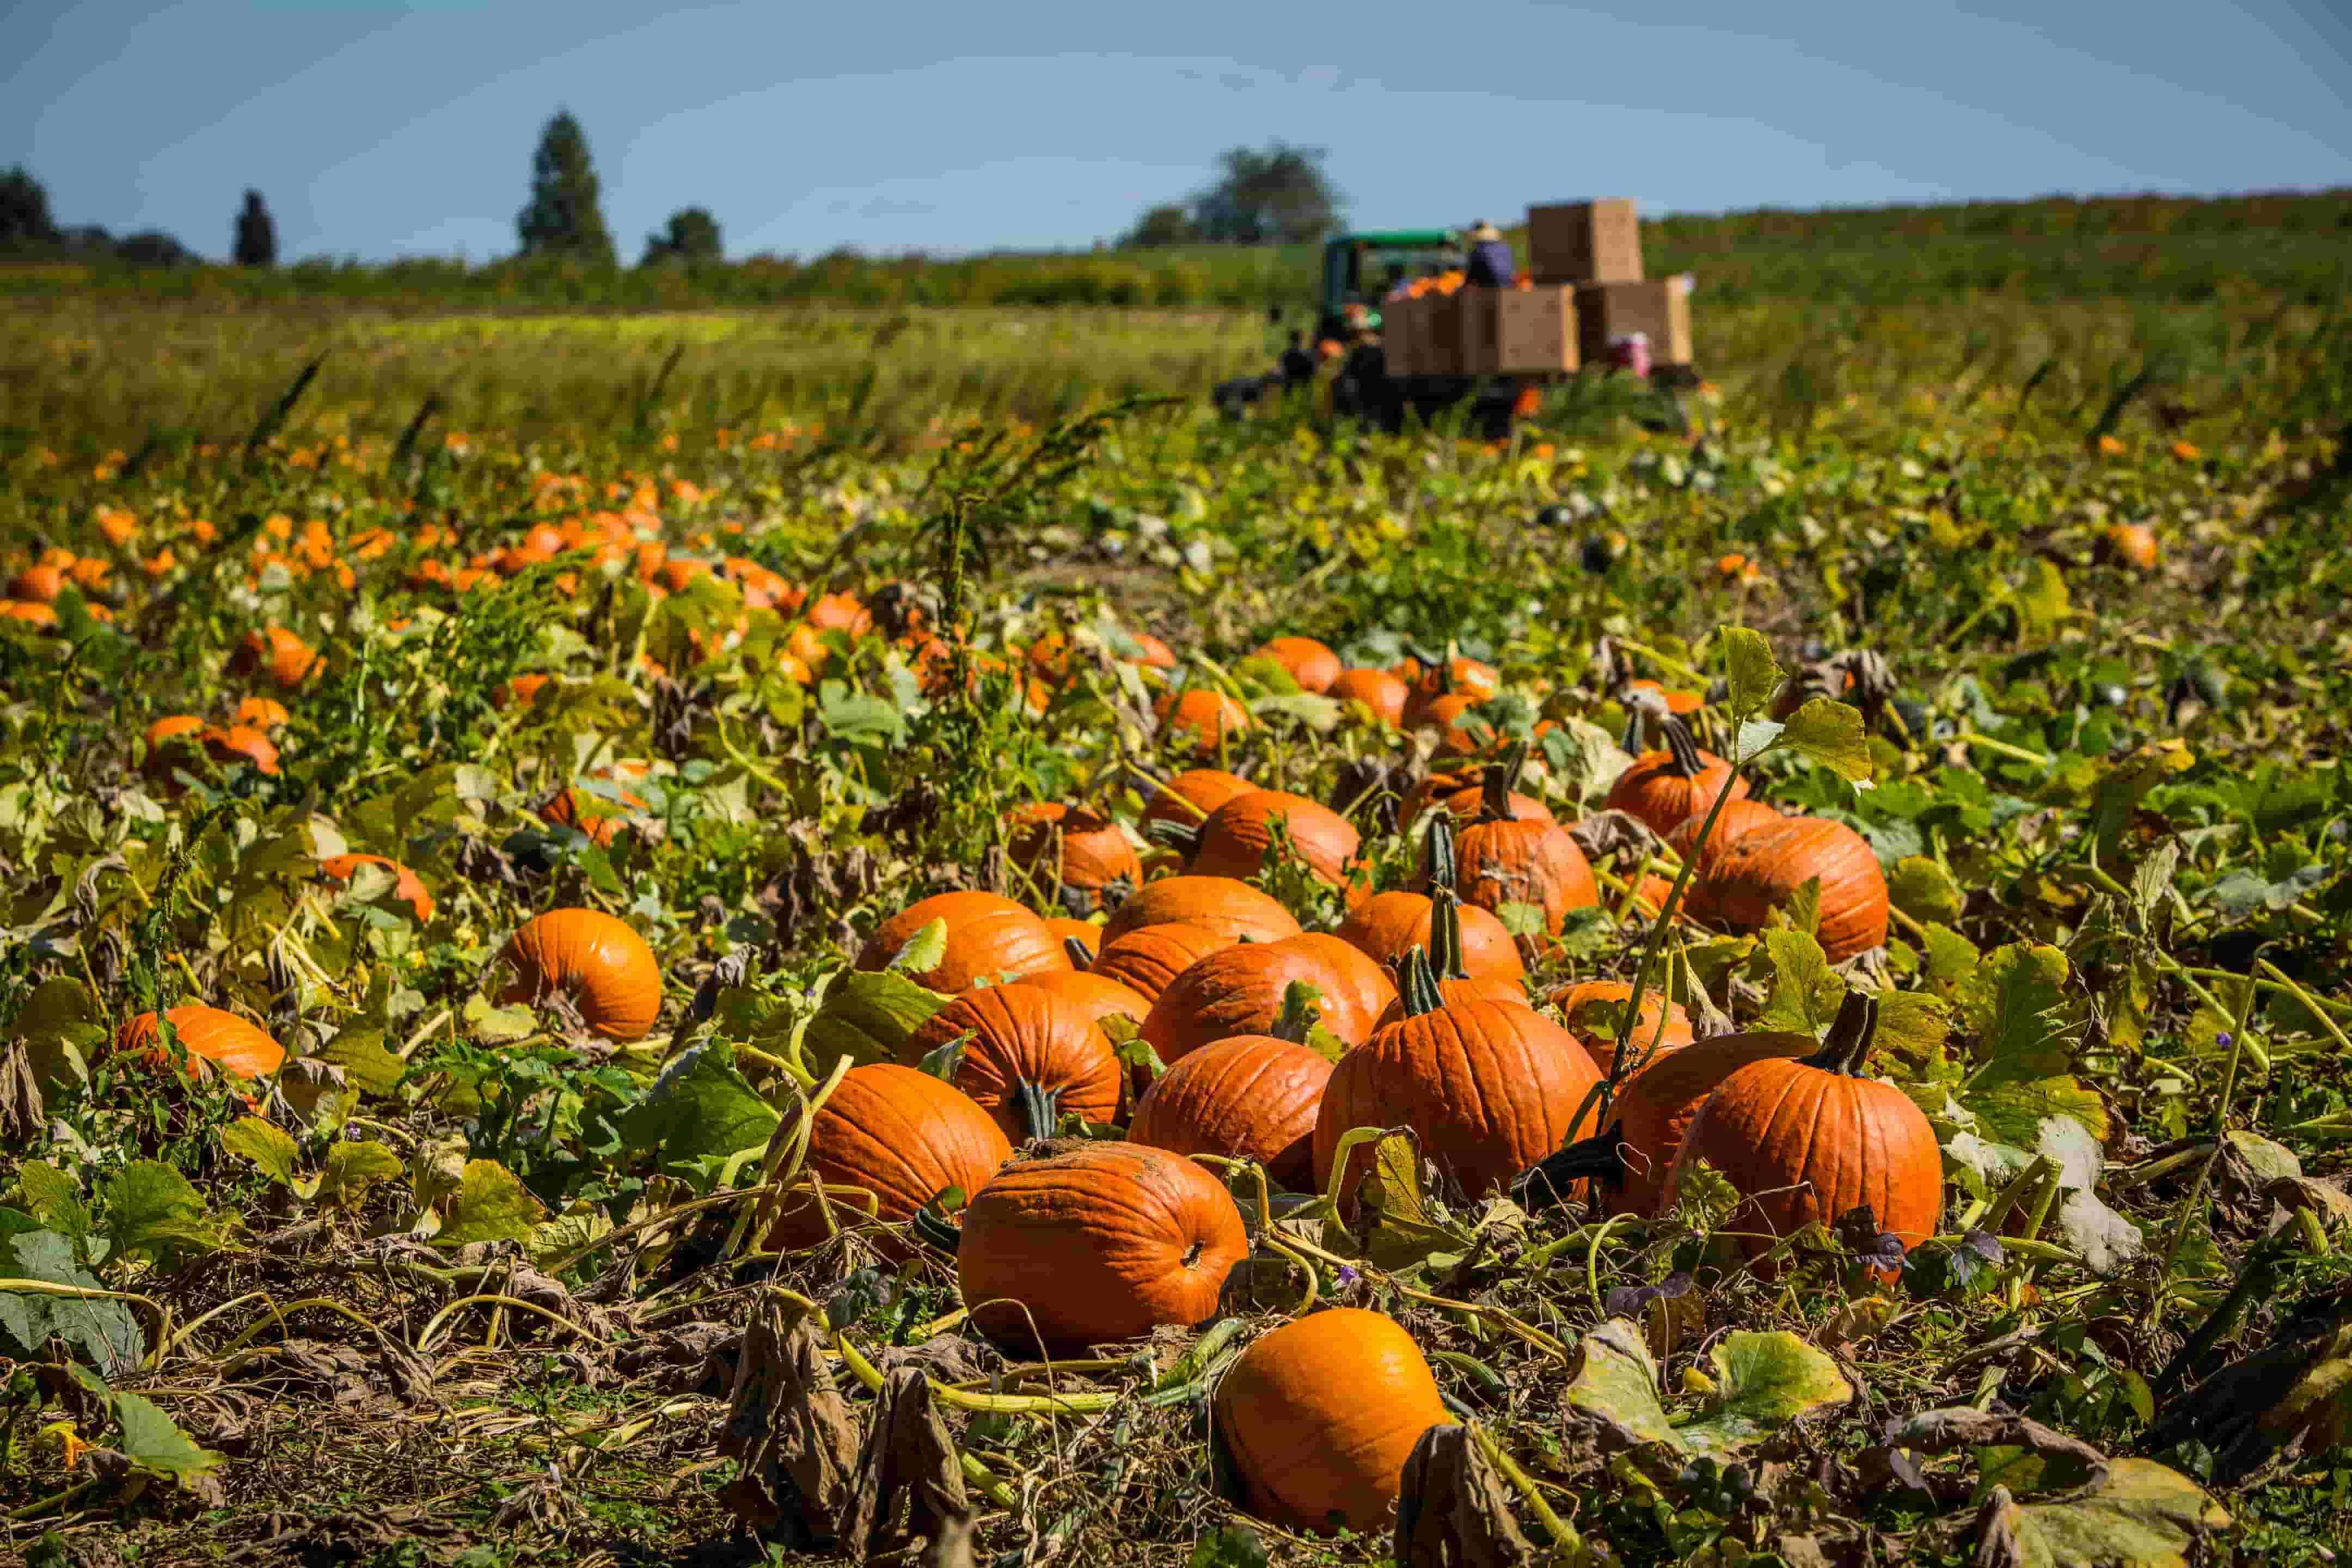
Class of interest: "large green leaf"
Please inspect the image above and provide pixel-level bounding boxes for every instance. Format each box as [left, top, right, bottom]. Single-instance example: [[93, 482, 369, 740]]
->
[[619, 1038, 781, 1179], [1564, 1318, 1680, 1448], [111, 1389, 227, 1493], [101, 1161, 223, 1267], [220, 1116, 299, 1187], [15, 1162, 93, 1253], [0, 1230, 144, 1375], [315, 1141, 405, 1210], [1719, 627, 1784, 719], [434, 1159, 549, 1246], [1972, 1459, 2229, 1568], [1756, 929, 1842, 1035], [1779, 699, 1874, 783], [1889, 856, 1967, 923], [1676, 1331, 1854, 1456], [798, 969, 950, 1071], [1959, 945, 2104, 1143]]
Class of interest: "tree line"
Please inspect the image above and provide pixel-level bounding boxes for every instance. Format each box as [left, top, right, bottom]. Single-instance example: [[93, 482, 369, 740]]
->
[[3, 111, 1340, 271]]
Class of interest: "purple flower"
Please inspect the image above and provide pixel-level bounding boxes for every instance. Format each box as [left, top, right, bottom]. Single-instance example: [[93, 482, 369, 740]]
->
[[1333, 1265, 1360, 1288]]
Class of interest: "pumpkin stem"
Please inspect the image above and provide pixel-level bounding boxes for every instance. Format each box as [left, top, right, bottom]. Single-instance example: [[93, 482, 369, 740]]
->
[[1144, 817, 1203, 857], [1476, 742, 1529, 823], [1661, 715, 1705, 779], [1428, 887, 1470, 983], [1063, 935, 1095, 970], [1272, 981, 1321, 1043], [1013, 1079, 1064, 1142], [1802, 989, 1882, 1076], [1510, 1122, 1625, 1212], [909, 1204, 964, 1255], [1422, 805, 1459, 889], [1396, 946, 1446, 1018]]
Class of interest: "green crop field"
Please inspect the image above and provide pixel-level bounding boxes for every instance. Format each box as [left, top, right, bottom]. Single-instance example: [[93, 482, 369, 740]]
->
[[1, 190, 2349, 1567]]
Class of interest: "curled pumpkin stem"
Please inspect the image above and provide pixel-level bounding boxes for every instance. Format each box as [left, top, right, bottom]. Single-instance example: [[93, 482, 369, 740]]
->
[[1013, 1079, 1063, 1142], [1801, 989, 1881, 1075]]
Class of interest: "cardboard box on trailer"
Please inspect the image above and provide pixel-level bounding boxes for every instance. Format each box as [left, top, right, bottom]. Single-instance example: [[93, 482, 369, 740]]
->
[[1574, 278, 1692, 367], [1457, 289, 1503, 375], [1381, 294, 1422, 376], [1416, 291, 1464, 376], [1527, 199, 1643, 284], [1496, 285, 1580, 372]]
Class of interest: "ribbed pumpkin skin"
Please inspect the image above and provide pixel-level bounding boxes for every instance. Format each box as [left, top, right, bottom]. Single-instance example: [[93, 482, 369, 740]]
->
[[1043, 917, 1101, 961], [1668, 1055, 1943, 1256], [1596, 1033, 1811, 1217], [1370, 974, 1528, 1025], [1668, 797, 1786, 893], [1282, 934, 1399, 1043], [1144, 935, 1392, 1064], [1014, 968, 1152, 1032], [1336, 892, 1526, 984], [117, 1005, 285, 1081], [1189, 791, 1362, 889], [1330, 667, 1408, 727], [1007, 804, 1142, 910], [1551, 980, 1693, 1079], [1157, 688, 1251, 754], [902, 983, 1122, 1140], [1214, 1309, 1450, 1534], [319, 853, 434, 923], [1395, 770, 1477, 830], [1257, 636, 1342, 695], [1314, 1000, 1601, 1204], [499, 909, 663, 1042], [1694, 817, 1890, 961], [1138, 768, 1255, 838], [1400, 657, 1500, 726], [229, 626, 319, 689], [764, 1065, 1011, 1250], [958, 1143, 1247, 1351], [1100, 877, 1302, 945], [201, 724, 280, 775], [859, 891, 1072, 993], [1451, 816, 1599, 934], [1607, 747, 1749, 836], [1089, 921, 1236, 1002], [1129, 1034, 1333, 1189]]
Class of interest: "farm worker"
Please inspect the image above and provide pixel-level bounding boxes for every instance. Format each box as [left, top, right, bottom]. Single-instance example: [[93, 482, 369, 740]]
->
[[1279, 330, 1317, 389], [1464, 221, 1515, 287]]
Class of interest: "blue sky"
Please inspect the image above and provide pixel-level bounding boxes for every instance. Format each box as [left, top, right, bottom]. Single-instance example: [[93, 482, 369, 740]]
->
[[5, 1, 2348, 263]]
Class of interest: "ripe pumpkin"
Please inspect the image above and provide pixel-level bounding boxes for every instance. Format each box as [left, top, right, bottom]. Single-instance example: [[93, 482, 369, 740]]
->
[[957, 1142, 1247, 1351], [116, 1005, 285, 1082], [1281, 934, 1400, 1039], [1088, 921, 1236, 1002], [144, 714, 206, 754], [1691, 816, 1890, 962], [1667, 991, 1941, 1262], [901, 982, 1122, 1140], [763, 1064, 1010, 1251], [1337, 812, 1526, 985], [1015, 965, 1152, 1033], [1182, 789, 1362, 890], [199, 724, 280, 775], [1007, 803, 1142, 912], [1156, 688, 1251, 755], [2098, 523, 2159, 571], [1329, 667, 1409, 728], [1549, 979, 1693, 1080], [1398, 655, 1500, 727], [319, 853, 435, 923], [1255, 635, 1342, 695], [1214, 1308, 1450, 1534], [498, 908, 663, 1042], [1136, 767, 1254, 839], [494, 673, 552, 711], [540, 782, 646, 848], [228, 626, 320, 689], [1143, 935, 1392, 1065], [7, 564, 64, 603], [1315, 948, 1601, 1207], [1606, 716, 1748, 837], [1129, 1032, 1332, 1189], [858, 891, 1071, 994], [1448, 755, 1598, 935], [1042, 918, 1102, 962], [1099, 877, 1301, 945], [232, 696, 291, 732], [1395, 768, 1479, 833]]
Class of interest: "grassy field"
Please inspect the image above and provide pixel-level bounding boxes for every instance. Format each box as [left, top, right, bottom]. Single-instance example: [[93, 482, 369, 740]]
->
[[1, 190, 2350, 1567]]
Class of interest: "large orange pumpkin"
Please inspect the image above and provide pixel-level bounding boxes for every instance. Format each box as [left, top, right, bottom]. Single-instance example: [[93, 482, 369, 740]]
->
[[498, 909, 663, 1042], [1136, 767, 1254, 840], [957, 1143, 1247, 1351], [1043, 918, 1102, 963], [901, 982, 1122, 1140], [1690, 816, 1890, 962], [1215, 1308, 1450, 1535], [228, 626, 320, 689], [1129, 1032, 1332, 1189], [1142, 935, 1392, 1065], [1337, 812, 1526, 985], [1448, 756, 1598, 935], [1315, 949, 1600, 1207], [1329, 667, 1410, 728], [857, 891, 1071, 994], [1181, 789, 1362, 890], [115, 1005, 285, 1082], [1156, 688, 1251, 755], [1006, 802, 1142, 912], [1099, 876, 1301, 945], [1398, 655, 1500, 727], [1606, 717, 1748, 837], [763, 1064, 1010, 1251], [318, 853, 435, 923], [1666, 992, 1941, 1262], [1550, 979, 1693, 1080], [1014, 966, 1152, 1034], [1254, 635, 1342, 695], [540, 782, 646, 848], [1087, 921, 1236, 1002]]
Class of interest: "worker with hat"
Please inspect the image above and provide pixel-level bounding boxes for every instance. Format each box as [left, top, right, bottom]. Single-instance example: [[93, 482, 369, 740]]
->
[[1463, 220, 1516, 288]]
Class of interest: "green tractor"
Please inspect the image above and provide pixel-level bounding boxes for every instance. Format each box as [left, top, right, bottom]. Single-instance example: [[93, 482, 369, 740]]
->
[[1214, 229, 1538, 437]]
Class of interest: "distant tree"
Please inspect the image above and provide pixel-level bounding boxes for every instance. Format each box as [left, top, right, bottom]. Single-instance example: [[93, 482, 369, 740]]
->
[[233, 189, 277, 267], [113, 231, 194, 267], [640, 206, 721, 266], [1, 165, 57, 249], [515, 109, 616, 264], [1190, 144, 1343, 245], [1119, 203, 1198, 248]]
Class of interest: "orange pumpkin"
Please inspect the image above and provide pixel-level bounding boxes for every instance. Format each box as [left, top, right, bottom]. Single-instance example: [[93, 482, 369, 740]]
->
[[116, 1005, 285, 1082], [232, 696, 291, 732], [228, 627, 320, 689], [1606, 716, 1747, 837], [1099, 877, 1300, 945], [1042, 917, 1102, 962], [319, 853, 435, 922], [1088, 921, 1237, 1003], [1156, 688, 1251, 755], [901, 982, 1122, 1140], [1254, 635, 1342, 695], [1549, 979, 1692, 1080], [1007, 803, 1142, 912], [957, 1143, 1247, 1351], [1448, 755, 1598, 936], [1136, 768, 1255, 840], [200, 724, 280, 776], [857, 891, 1071, 994], [1182, 789, 1362, 890], [1667, 992, 1941, 1264], [1129, 1033, 1332, 1190], [763, 1064, 1010, 1251], [1329, 667, 1410, 728], [6, 564, 64, 603], [540, 783, 646, 848], [1215, 1309, 1450, 1535], [1015, 966, 1152, 1034], [1690, 816, 1890, 962], [1398, 655, 1499, 727], [498, 909, 663, 1042], [1143, 935, 1392, 1065], [1336, 813, 1526, 985]]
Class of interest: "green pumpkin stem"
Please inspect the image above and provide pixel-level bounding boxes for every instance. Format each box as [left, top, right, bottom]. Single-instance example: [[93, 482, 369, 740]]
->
[[1802, 990, 1882, 1076], [1144, 817, 1203, 857], [1422, 806, 1460, 889], [1397, 946, 1446, 1018], [1014, 1080, 1063, 1142], [909, 1204, 964, 1255], [1063, 935, 1095, 969], [1477, 742, 1529, 823], [1272, 981, 1320, 1043], [1429, 887, 1470, 983], [1662, 715, 1705, 779]]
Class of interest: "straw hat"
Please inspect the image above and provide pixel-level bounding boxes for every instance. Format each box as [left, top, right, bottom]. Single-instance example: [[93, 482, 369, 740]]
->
[[1468, 221, 1502, 242]]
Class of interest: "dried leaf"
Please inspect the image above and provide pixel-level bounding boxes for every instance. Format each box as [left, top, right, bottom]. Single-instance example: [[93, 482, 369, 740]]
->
[[843, 1368, 971, 1563], [1969, 1460, 2229, 1568], [721, 1293, 861, 1546], [1394, 1422, 1538, 1567]]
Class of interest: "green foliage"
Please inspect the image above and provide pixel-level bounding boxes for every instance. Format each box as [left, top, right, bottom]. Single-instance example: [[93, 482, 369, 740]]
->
[[514, 108, 615, 266]]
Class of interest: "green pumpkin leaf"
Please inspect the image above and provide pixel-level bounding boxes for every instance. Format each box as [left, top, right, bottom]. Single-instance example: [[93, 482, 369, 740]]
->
[[0, 1229, 144, 1375], [887, 917, 950, 977], [1778, 699, 1874, 783], [14, 1163, 93, 1253], [434, 1159, 550, 1246], [1675, 1330, 1854, 1456], [462, 995, 540, 1045], [1959, 944, 2104, 1143], [1890, 856, 1967, 923], [111, 1389, 227, 1493], [799, 969, 951, 1072], [1973, 1459, 2229, 1568], [1719, 627, 1783, 719], [620, 1038, 782, 1181], [2036, 1117, 2145, 1276], [1756, 929, 1844, 1036], [316, 1141, 405, 1210], [2012, 555, 2072, 639], [1565, 1318, 1680, 1448], [101, 1161, 223, 1268], [219, 1116, 299, 1187], [314, 1025, 406, 1098]]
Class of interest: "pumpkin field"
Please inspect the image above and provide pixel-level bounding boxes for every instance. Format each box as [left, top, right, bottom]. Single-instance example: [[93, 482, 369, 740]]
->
[[2, 210, 2351, 1567]]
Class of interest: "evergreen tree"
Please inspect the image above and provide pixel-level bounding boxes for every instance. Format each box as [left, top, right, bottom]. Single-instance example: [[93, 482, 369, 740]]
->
[[233, 189, 277, 267], [1, 165, 57, 250], [640, 206, 721, 266], [515, 109, 615, 264]]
